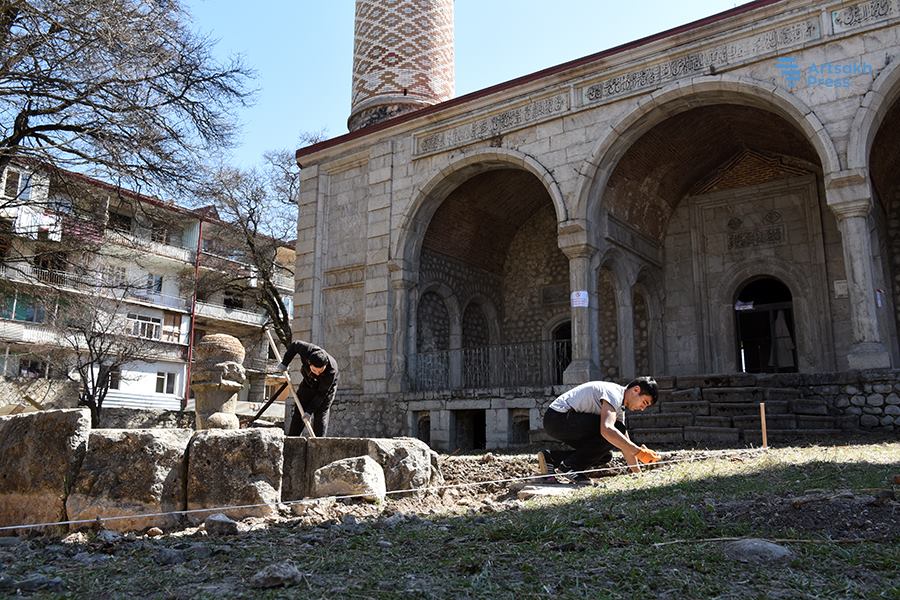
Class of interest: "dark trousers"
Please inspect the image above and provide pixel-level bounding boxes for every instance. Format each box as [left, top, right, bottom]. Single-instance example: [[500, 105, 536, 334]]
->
[[287, 386, 336, 437], [542, 408, 627, 470]]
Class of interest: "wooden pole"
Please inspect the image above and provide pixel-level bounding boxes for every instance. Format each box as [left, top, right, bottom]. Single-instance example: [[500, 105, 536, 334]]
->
[[265, 330, 316, 438], [759, 401, 768, 450]]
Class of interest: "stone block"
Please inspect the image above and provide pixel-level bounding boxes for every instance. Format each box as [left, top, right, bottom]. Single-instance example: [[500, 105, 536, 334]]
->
[[186, 429, 284, 524], [0, 409, 90, 534], [709, 403, 762, 417], [281, 437, 308, 502], [313, 456, 385, 503], [745, 429, 842, 444], [676, 374, 758, 388], [684, 426, 740, 443], [695, 416, 733, 428], [659, 401, 710, 415], [627, 412, 695, 428], [702, 387, 765, 403], [298, 437, 442, 500], [790, 399, 829, 415], [764, 388, 802, 401], [860, 414, 880, 428], [66, 429, 192, 532], [734, 414, 796, 430], [796, 415, 836, 430], [629, 428, 684, 445]]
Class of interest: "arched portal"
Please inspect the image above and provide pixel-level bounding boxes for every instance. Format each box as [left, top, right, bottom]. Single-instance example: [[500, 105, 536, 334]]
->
[[733, 277, 797, 374], [597, 102, 833, 374], [413, 167, 567, 389]]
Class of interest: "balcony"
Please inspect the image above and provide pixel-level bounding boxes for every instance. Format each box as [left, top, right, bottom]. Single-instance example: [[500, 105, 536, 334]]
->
[[105, 229, 194, 263], [411, 339, 572, 392], [0, 320, 59, 345], [194, 301, 268, 326], [272, 269, 293, 291], [0, 263, 190, 312]]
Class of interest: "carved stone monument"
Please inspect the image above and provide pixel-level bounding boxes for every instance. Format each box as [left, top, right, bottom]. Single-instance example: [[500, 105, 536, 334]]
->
[[192, 334, 245, 430]]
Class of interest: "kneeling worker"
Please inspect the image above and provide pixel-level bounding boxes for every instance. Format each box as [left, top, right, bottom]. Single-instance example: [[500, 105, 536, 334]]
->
[[538, 377, 661, 482], [276, 340, 339, 437]]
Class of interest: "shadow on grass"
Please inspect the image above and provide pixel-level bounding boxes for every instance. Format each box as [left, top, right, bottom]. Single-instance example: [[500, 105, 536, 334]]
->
[[23, 450, 898, 599]]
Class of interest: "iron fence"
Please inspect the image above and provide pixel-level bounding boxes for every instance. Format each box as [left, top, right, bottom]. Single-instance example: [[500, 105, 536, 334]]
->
[[411, 339, 571, 391]]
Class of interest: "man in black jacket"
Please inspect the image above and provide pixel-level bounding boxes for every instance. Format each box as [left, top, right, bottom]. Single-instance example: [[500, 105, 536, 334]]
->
[[276, 340, 339, 436]]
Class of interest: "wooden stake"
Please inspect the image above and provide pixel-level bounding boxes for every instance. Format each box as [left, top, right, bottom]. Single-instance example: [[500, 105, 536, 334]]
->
[[759, 401, 768, 450], [265, 330, 316, 438]]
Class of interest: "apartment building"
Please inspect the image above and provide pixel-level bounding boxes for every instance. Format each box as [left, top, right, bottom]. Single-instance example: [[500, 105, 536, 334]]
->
[[0, 162, 294, 418]]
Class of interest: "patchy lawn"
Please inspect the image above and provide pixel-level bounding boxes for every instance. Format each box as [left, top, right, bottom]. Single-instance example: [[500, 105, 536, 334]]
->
[[0, 441, 897, 599]]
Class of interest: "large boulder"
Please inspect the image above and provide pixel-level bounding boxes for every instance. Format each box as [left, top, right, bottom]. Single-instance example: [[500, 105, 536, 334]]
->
[[312, 456, 386, 503], [66, 429, 193, 532], [367, 437, 443, 497], [0, 408, 91, 534], [186, 428, 284, 523]]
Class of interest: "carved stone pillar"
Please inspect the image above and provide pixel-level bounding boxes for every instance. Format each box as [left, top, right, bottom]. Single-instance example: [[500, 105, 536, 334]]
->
[[561, 242, 601, 384], [827, 171, 891, 369], [388, 269, 416, 393], [192, 334, 246, 430]]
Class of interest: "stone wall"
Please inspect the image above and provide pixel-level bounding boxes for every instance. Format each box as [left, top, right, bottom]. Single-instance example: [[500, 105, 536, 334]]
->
[[400, 370, 898, 450], [598, 268, 619, 378], [328, 392, 407, 438], [500, 204, 569, 343], [0, 378, 78, 410]]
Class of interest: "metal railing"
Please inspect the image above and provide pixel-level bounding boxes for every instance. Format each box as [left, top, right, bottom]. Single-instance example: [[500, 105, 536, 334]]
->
[[411, 339, 572, 391], [194, 300, 268, 326]]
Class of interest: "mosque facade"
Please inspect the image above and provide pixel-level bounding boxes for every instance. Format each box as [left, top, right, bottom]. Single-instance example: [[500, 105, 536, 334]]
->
[[293, 0, 900, 448]]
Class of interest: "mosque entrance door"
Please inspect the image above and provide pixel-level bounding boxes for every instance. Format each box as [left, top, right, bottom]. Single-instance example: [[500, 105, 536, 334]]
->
[[734, 277, 797, 373]]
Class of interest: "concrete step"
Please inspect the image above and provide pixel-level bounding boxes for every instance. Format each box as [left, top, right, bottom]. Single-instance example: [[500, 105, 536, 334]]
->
[[795, 415, 837, 429], [733, 414, 797, 430], [695, 416, 733, 427]]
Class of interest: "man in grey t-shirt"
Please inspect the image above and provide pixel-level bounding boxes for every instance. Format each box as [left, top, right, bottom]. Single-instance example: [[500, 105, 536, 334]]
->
[[538, 377, 661, 482]]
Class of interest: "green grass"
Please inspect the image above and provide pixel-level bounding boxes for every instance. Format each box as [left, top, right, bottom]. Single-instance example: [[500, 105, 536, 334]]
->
[[5, 442, 899, 599]]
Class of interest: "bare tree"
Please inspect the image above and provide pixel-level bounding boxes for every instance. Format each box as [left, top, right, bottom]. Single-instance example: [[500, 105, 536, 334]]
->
[[195, 141, 318, 346], [48, 282, 157, 426], [0, 0, 252, 200]]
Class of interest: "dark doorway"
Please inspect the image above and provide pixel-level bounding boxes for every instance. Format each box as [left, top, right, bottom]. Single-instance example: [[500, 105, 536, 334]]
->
[[551, 321, 572, 384], [734, 277, 797, 373], [452, 410, 486, 451]]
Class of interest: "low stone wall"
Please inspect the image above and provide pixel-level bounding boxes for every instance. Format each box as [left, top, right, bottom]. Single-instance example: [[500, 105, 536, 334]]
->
[[99, 408, 195, 429], [0, 378, 78, 410], [329, 392, 407, 438], [0, 409, 440, 535]]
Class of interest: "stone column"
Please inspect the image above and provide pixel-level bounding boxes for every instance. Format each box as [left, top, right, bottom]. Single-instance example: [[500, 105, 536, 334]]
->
[[192, 334, 246, 430], [827, 171, 891, 369], [561, 242, 601, 383], [616, 285, 636, 380], [388, 267, 415, 392]]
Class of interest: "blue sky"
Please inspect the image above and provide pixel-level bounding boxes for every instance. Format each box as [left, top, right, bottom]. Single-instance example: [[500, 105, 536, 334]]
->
[[186, 1, 750, 169]]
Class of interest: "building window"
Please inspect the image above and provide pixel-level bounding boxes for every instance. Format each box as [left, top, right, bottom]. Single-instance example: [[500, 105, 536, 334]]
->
[[19, 358, 46, 379], [126, 313, 161, 340], [108, 212, 132, 233], [146, 274, 163, 294], [101, 265, 127, 288], [223, 289, 244, 310], [108, 368, 121, 390], [162, 312, 182, 343], [3, 169, 20, 198], [155, 371, 176, 394], [14, 295, 46, 323]]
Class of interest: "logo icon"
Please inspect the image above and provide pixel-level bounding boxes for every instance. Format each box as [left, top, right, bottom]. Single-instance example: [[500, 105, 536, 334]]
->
[[775, 56, 803, 89]]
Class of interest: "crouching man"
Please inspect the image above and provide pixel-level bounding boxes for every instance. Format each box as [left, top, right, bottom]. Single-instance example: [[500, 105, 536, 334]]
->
[[538, 377, 661, 483]]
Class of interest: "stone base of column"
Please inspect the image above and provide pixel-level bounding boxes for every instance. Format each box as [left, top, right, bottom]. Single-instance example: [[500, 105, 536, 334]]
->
[[847, 342, 892, 370], [562, 359, 601, 385]]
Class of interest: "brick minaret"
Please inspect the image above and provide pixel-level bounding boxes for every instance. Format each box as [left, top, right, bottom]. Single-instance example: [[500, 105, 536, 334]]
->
[[348, 0, 454, 132]]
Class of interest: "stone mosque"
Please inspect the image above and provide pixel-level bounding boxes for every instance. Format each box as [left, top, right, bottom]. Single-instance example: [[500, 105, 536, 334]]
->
[[292, 0, 900, 449]]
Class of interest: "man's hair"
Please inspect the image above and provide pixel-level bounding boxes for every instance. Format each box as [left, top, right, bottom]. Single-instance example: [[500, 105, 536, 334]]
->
[[626, 376, 658, 405], [308, 350, 329, 369]]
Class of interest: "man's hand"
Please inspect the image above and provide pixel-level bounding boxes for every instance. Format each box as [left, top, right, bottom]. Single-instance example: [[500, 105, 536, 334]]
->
[[636, 445, 661, 464]]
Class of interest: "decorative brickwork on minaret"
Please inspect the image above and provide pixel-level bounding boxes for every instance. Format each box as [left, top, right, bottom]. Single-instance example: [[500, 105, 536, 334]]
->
[[348, 0, 454, 132]]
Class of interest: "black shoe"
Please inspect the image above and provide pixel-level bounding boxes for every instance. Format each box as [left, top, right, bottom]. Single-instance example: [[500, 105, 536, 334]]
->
[[536, 449, 555, 475], [555, 462, 591, 484]]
